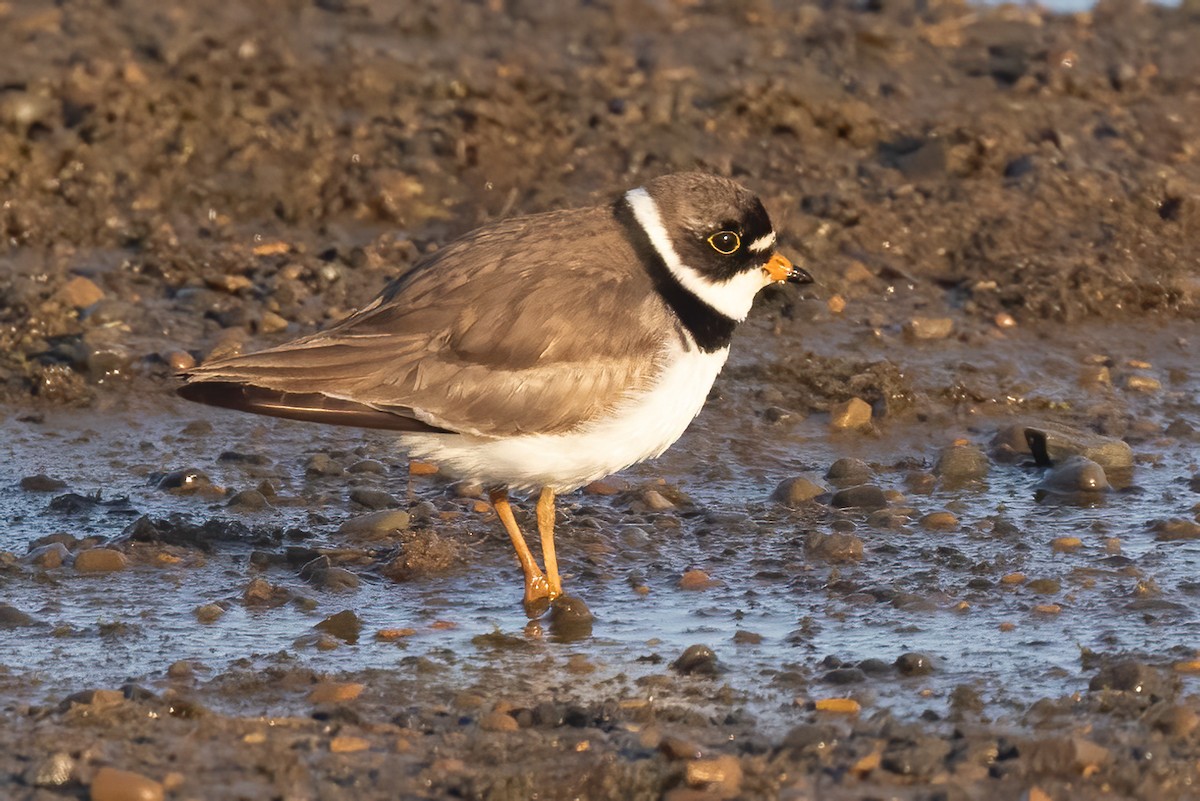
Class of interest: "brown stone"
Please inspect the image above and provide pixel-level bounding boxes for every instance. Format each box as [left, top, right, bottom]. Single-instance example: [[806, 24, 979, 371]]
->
[[74, 548, 127, 573], [830, 398, 872, 430], [920, 511, 958, 531], [478, 711, 519, 732], [678, 569, 716, 590], [903, 316, 954, 340], [685, 754, 743, 798], [59, 276, 104, 308], [90, 766, 164, 801], [329, 735, 370, 753], [308, 682, 364, 703]]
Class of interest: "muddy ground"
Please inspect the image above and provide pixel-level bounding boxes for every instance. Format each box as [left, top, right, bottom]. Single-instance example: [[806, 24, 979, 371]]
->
[[2, 0, 1200, 799]]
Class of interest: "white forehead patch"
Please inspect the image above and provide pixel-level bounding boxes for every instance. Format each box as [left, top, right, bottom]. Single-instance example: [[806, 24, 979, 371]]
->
[[748, 231, 776, 253], [625, 187, 768, 323]]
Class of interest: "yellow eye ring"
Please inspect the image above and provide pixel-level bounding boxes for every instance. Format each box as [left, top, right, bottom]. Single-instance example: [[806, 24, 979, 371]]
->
[[707, 231, 741, 255]]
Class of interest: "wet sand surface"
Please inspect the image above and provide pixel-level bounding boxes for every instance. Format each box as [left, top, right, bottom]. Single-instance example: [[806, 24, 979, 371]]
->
[[2, 1, 1199, 799]]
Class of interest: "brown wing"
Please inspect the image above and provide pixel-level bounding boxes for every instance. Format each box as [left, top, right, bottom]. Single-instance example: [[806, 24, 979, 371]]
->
[[180, 205, 676, 438]]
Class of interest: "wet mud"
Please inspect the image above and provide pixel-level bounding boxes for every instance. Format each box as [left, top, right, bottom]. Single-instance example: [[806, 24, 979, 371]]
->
[[2, 0, 1200, 799]]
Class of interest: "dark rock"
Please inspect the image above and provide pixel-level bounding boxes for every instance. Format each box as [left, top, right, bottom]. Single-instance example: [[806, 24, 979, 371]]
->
[[1039, 456, 1109, 493], [20, 474, 67, 492], [549, 596, 594, 643], [227, 489, 270, 510], [805, 531, 864, 562], [0, 603, 37, 628], [822, 667, 865, 684], [316, 609, 363, 643], [349, 488, 400, 510], [934, 444, 989, 482], [1151, 518, 1200, 541], [895, 652, 935, 676], [830, 484, 887, 510], [771, 476, 826, 505], [781, 724, 839, 753], [337, 510, 412, 541], [881, 737, 952, 777], [672, 644, 719, 676], [306, 453, 344, 476], [155, 467, 214, 492], [1089, 660, 1172, 698], [825, 457, 872, 486], [218, 451, 271, 465]]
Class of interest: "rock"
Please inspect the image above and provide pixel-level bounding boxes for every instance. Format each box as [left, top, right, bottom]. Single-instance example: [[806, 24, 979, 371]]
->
[[479, 710, 520, 732], [678, 569, 717, 590], [194, 603, 225, 623], [1025, 736, 1111, 776], [1151, 518, 1200, 541], [805, 531, 864, 562], [1039, 456, 1109, 493], [549, 596, 594, 642], [685, 754, 743, 797], [26, 751, 74, 787], [227, 489, 270, 510], [1125, 374, 1161, 393], [349, 488, 399, 510], [329, 736, 370, 753], [0, 603, 37, 628], [771, 476, 826, 504], [316, 609, 362, 643], [1000, 423, 1133, 470], [823, 667, 865, 684], [217, 451, 271, 466], [903, 317, 954, 340], [881, 737, 952, 778], [305, 453, 344, 476], [26, 542, 69, 568], [308, 681, 364, 703], [895, 652, 935, 676], [1089, 660, 1171, 698], [74, 548, 128, 573], [1027, 578, 1061, 595], [61, 689, 125, 711], [642, 489, 675, 510], [919, 511, 958, 531], [59, 275, 105, 308], [934, 444, 989, 481], [20, 474, 67, 492], [826, 457, 873, 485], [830, 398, 872, 430], [673, 644, 719, 676], [660, 736, 703, 760], [337, 509, 411, 541], [243, 577, 280, 605], [90, 767, 164, 801], [830, 484, 887, 510]]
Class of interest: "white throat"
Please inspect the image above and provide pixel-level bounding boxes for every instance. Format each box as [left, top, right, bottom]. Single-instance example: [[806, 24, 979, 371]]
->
[[625, 187, 768, 322]]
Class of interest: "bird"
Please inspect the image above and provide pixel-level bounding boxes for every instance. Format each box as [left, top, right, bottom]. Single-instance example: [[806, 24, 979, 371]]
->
[[178, 172, 813, 614]]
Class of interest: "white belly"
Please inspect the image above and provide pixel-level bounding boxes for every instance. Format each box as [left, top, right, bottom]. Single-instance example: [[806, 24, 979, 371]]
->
[[401, 344, 729, 493]]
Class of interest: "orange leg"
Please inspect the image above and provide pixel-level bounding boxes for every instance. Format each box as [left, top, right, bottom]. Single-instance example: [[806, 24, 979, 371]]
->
[[536, 486, 562, 599], [489, 489, 551, 607]]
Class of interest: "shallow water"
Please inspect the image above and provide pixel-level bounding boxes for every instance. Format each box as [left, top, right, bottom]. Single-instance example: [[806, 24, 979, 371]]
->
[[1, 316, 1197, 733]]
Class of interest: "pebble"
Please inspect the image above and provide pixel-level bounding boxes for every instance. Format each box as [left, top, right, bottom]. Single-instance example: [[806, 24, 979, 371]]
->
[[830, 484, 887, 510], [1151, 518, 1200, 541], [804, 531, 864, 562], [479, 710, 520, 732], [408, 460, 439, 476], [227, 489, 270, 510], [813, 697, 861, 714], [305, 453, 344, 476], [1089, 660, 1168, 696], [337, 509, 412, 541], [903, 316, 954, 340], [26, 542, 69, 568], [771, 476, 826, 504], [27, 751, 74, 787], [881, 737, 951, 778], [584, 477, 627, 495], [1025, 736, 1110, 775], [826, 457, 872, 485], [678, 569, 717, 590], [1124, 374, 1161, 393], [895, 652, 935, 676], [1039, 456, 1109, 493], [920, 511, 958, 531], [349, 488, 399, 510], [1027, 578, 1061, 595], [308, 681, 364, 703], [329, 735, 370, 753], [660, 735, 703, 760], [59, 275, 105, 308], [1051, 536, 1083, 552], [830, 397, 872, 430], [672, 644, 719, 676], [74, 548, 128, 573], [20, 473, 67, 492], [684, 754, 743, 797], [89, 767, 163, 801], [316, 610, 363, 643], [0, 603, 37, 628], [243, 577, 279, 605], [934, 444, 989, 481], [194, 603, 225, 623], [642, 489, 675, 510], [823, 667, 865, 684], [549, 596, 594, 642]]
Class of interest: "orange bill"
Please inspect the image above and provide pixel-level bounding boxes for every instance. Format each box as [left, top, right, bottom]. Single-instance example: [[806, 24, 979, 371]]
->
[[764, 252, 794, 283]]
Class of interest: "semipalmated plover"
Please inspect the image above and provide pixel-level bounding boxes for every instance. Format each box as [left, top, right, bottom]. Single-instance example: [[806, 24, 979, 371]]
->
[[179, 172, 812, 612]]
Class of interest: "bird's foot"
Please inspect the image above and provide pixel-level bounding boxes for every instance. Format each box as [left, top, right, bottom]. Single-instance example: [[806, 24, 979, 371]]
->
[[522, 573, 559, 619]]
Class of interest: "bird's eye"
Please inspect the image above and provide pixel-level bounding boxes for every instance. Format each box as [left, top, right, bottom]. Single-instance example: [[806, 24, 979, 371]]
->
[[707, 231, 741, 255]]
